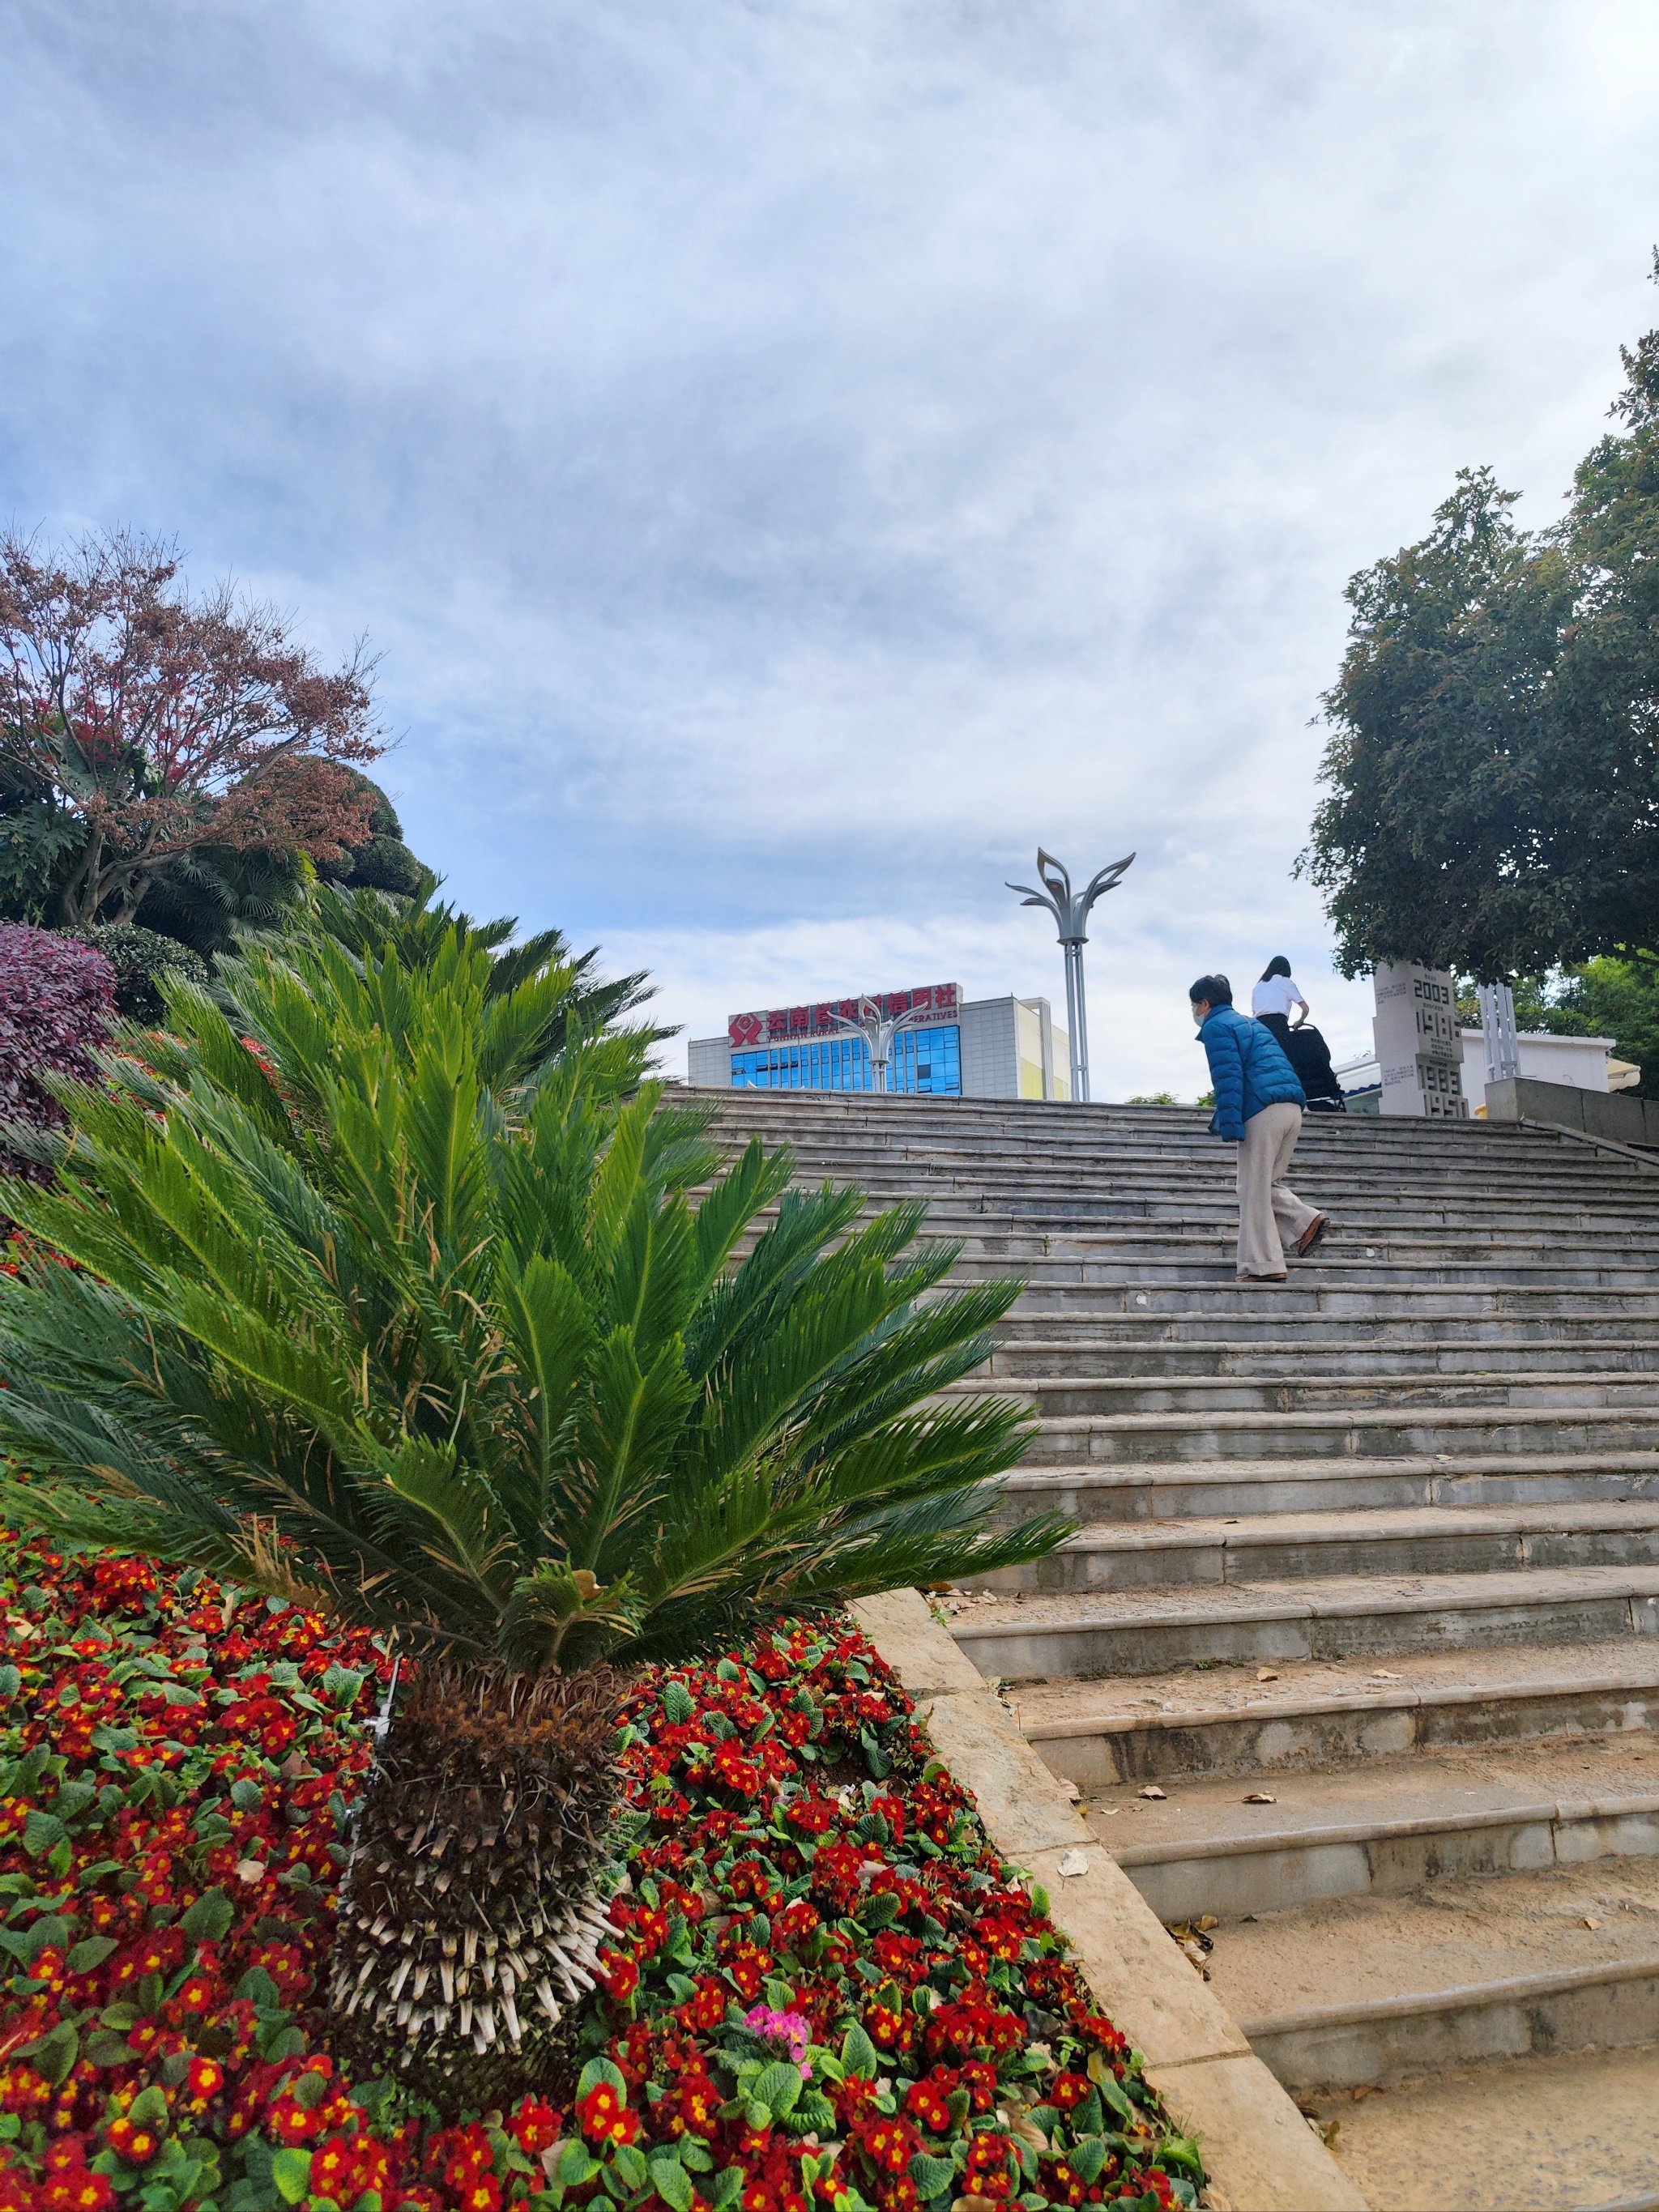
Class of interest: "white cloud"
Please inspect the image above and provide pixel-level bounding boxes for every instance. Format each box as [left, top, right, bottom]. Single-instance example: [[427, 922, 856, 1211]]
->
[[3, 0, 1657, 1092]]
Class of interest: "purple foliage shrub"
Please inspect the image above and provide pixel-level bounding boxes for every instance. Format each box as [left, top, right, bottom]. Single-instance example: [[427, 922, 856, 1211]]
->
[[0, 924, 116, 1183]]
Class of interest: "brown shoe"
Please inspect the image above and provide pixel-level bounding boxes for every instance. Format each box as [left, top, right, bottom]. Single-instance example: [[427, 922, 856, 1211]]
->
[[1237, 1272, 1289, 1284], [1294, 1213, 1328, 1259]]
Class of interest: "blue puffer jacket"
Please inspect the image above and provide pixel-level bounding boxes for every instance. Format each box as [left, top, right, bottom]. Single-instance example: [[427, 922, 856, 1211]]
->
[[1198, 1004, 1306, 1140]]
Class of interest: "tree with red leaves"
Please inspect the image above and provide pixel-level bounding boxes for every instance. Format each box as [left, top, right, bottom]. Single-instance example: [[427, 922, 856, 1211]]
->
[[0, 528, 385, 931]]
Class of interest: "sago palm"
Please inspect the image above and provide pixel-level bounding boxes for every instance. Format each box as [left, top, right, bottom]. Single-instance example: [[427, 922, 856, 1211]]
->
[[0, 909, 1061, 2108]]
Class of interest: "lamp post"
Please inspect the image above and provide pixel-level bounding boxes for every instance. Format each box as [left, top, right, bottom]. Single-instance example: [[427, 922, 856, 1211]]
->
[[1005, 848, 1135, 1102], [823, 995, 935, 1095]]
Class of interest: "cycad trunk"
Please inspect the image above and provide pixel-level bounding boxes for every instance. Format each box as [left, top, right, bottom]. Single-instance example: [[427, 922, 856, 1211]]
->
[[329, 1663, 624, 2112]]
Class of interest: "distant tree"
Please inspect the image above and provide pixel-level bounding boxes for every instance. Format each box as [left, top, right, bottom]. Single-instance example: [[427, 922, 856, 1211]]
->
[[0, 528, 384, 932], [1301, 266, 1659, 982], [313, 768, 429, 900]]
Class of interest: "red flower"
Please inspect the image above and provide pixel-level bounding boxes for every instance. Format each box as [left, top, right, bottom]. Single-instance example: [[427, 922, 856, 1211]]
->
[[577, 2082, 640, 2146]]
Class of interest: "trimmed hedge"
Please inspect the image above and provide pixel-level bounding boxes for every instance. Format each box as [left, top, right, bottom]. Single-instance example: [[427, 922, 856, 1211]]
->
[[75, 923, 211, 1021]]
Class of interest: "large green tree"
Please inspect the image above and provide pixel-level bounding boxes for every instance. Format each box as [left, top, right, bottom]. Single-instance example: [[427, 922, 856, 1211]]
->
[[0, 898, 1057, 2109], [1302, 269, 1659, 981]]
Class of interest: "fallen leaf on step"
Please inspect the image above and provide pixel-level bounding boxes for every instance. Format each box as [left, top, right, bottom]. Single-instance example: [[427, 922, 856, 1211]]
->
[[1197, 1915, 1219, 1932], [1256, 1669, 1280, 1681], [1350, 2086, 1380, 2102], [1243, 1792, 1278, 1805], [1584, 1916, 1601, 1929], [1056, 1778, 1081, 1801], [1138, 1785, 1167, 1800], [1054, 1849, 1090, 1879]]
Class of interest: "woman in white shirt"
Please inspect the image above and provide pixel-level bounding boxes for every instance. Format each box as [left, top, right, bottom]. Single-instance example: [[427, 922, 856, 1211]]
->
[[1252, 957, 1309, 1048]]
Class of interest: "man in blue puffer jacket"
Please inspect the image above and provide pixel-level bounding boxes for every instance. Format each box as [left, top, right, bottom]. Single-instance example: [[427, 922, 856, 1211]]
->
[[1191, 973, 1328, 1283]]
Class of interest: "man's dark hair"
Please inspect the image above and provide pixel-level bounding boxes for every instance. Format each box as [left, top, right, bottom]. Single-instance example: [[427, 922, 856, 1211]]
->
[[1189, 974, 1232, 1007], [1260, 955, 1292, 982]]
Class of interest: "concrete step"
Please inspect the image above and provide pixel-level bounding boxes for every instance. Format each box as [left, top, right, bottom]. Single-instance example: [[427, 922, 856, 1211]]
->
[[999, 1449, 1659, 1524], [1209, 1856, 1659, 2091], [945, 1251, 1659, 1289], [1084, 1736, 1659, 1921], [946, 1564, 1659, 1681], [1008, 1640, 1659, 1787], [983, 1336, 1659, 1378], [991, 1315, 1659, 1353], [1304, 2042, 1659, 2212], [957, 1368, 1659, 1413], [1007, 1281, 1659, 1317], [985, 1501, 1659, 1594], [1019, 1402, 1659, 1466], [918, 1227, 1659, 1267]]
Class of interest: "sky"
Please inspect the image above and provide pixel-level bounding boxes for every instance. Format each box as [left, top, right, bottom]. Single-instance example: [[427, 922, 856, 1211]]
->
[[5, 0, 1659, 1097]]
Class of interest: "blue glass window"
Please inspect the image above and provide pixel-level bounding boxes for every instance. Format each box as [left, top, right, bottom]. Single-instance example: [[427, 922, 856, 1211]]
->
[[731, 1025, 961, 1095]]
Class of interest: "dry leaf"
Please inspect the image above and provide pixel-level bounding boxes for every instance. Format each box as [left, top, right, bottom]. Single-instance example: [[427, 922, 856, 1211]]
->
[[1055, 1848, 1090, 1878], [1197, 1914, 1219, 1932], [233, 1859, 266, 1885], [1256, 1669, 1280, 1681], [1056, 1778, 1081, 1802], [1138, 1784, 1167, 1801], [1583, 1916, 1601, 1929], [1243, 1791, 1277, 1805]]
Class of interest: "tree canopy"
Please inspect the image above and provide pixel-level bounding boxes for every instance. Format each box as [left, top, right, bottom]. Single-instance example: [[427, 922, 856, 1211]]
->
[[1302, 266, 1659, 982], [0, 527, 383, 932]]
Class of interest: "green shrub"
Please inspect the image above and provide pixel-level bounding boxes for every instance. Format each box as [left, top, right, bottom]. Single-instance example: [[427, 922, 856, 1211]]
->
[[75, 923, 210, 1021]]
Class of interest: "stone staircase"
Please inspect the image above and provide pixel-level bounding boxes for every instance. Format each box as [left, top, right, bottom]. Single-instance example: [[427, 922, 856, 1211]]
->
[[702, 1088, 1659, 2212]]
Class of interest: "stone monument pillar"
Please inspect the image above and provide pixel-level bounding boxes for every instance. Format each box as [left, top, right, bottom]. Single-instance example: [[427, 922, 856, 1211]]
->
[[1372, 961, 1469, 1119]]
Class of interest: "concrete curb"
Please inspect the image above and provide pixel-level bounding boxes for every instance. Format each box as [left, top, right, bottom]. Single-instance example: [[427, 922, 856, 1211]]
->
[[851, 1589, 1369, 2212]]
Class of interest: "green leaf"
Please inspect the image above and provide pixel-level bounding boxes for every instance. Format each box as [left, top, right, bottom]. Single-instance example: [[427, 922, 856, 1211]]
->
[[84, 2031, 139, 2068], [130, 2086, 169, 2129], [753, 2061, 803, 2119], [577, 2056, 627, 2101], [710, 2170, 744, 2211], [611, 2143, 648, 2192], [229, 1777, 264, 1811], [67, 1935, 117, 1975], [22, 1810, 66, 1857], [181, 1887, 234, 1942], [558, 2145, 600, 2186], [650, 2156, 695, 2211], [842, 2023, 880, 2079], [23, 2021, 79, 2086], [1068, 2139, 1108, 2185], [908, 2154, 956, 2201], [272, 2146, 314, 2204], [0, 1665, 19, 1698], [662, 1680, 696, 1726], [320, 1664, 365, 1707]]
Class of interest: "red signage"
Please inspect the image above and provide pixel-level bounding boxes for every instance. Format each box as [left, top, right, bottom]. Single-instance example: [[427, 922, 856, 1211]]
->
[[728, 984, 961, 1050]]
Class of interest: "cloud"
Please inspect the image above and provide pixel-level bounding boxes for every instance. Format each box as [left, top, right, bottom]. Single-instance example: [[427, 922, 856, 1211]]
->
[[4, 0, 1658, 1089]]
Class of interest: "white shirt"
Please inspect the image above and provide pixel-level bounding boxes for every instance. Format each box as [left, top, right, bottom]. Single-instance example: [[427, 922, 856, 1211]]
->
[[1252, 974, 1306, 1017]]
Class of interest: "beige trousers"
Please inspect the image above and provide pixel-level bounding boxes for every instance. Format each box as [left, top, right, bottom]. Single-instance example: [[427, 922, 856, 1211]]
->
[[1235, 1100, 1318, 1277]]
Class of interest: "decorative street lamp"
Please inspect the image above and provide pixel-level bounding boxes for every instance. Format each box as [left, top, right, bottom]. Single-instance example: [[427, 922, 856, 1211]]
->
[[1005, 848, 1135, 1103], [823, 995, 936, 1095]]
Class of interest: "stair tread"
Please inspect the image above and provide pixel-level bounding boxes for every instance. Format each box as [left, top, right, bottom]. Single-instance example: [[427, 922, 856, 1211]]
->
[[1004, 1447, 1659, 1487], [1077, 1736, 1659, 1865], [1205, 1856, 1659, 2027], [947, 1562, 1659, 1638], [1010, 1639, 1659, 1741], [1028, 1403, 1659, 1432], [1052, 1500, 1659, 1553], [1310, 2043, 1659, 2212]]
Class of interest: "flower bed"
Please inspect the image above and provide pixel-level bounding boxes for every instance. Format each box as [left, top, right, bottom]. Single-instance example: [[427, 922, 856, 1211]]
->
[[0, 1532, 1202, 2212]]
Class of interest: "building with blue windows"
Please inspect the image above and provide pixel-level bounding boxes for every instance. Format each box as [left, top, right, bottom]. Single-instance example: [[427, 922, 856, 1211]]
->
[[688, 986, 1067, 1101]]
